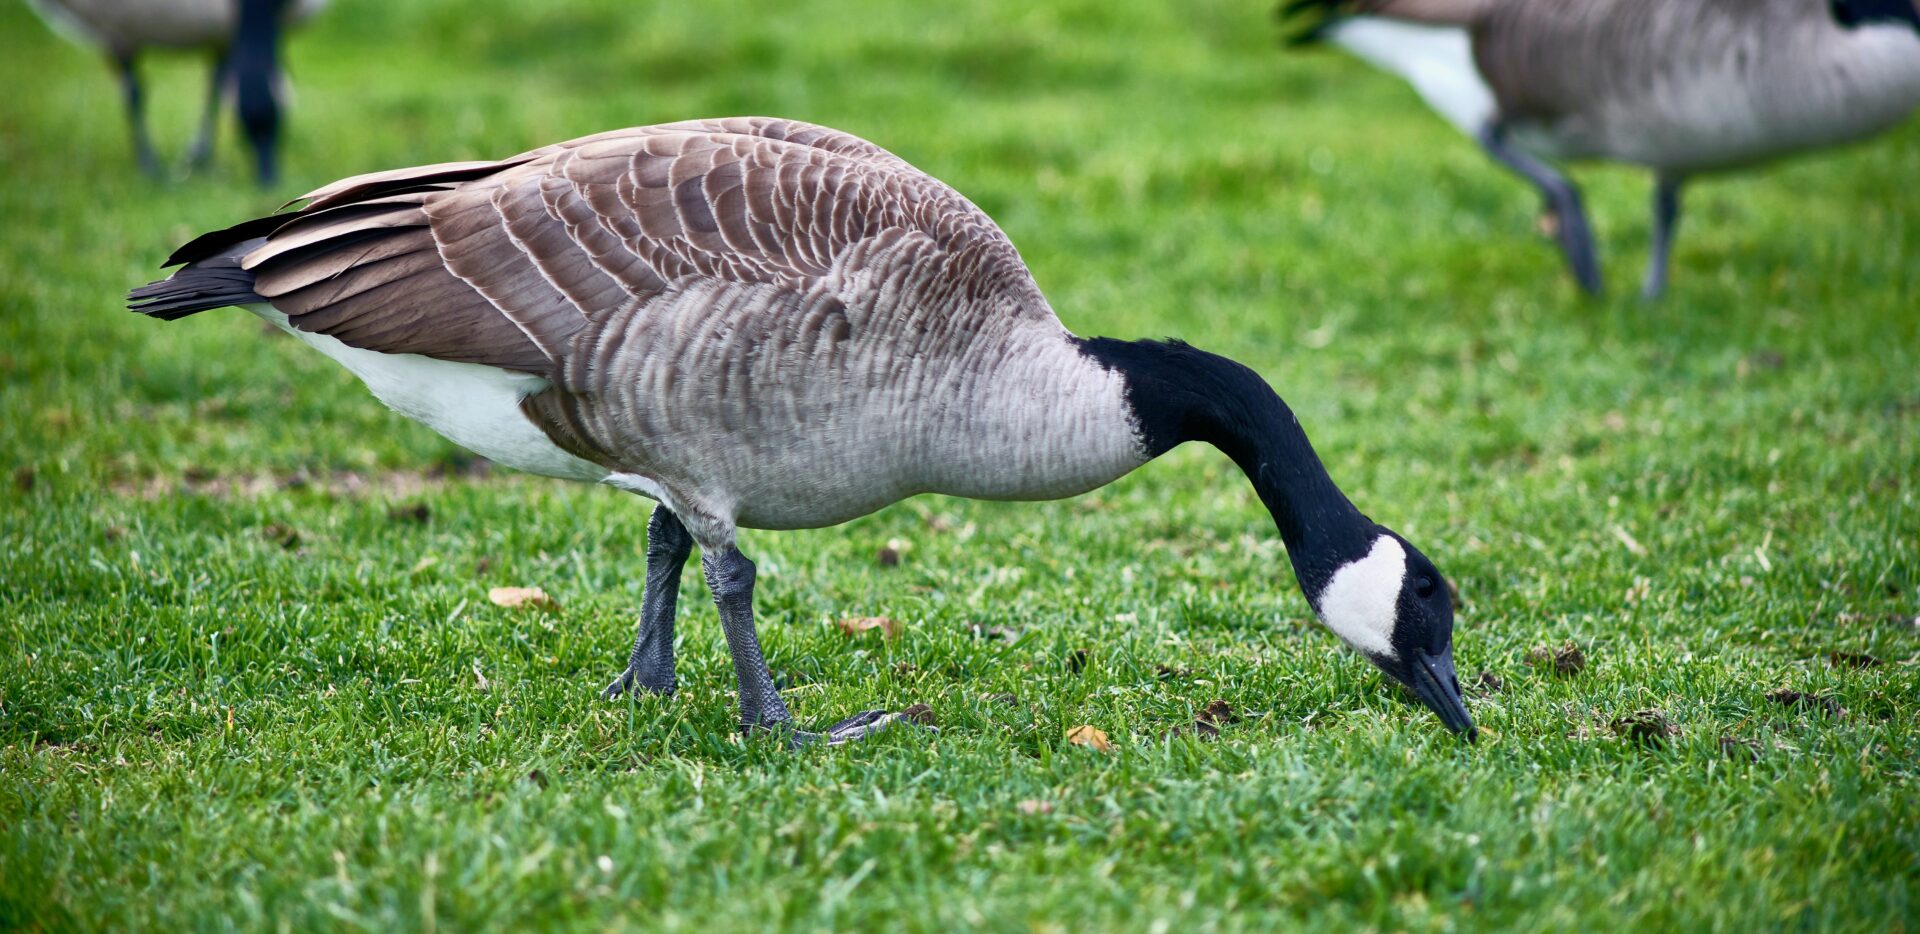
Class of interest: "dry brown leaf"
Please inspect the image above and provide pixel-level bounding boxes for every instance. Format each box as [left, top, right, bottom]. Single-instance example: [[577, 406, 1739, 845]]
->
[[837, 616, 901, 639], [489, 586, 558, 611], [1066, 724, 1112, 753]]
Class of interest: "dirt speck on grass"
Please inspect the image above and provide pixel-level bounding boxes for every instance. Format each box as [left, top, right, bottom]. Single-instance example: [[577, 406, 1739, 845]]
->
[[386, 503, 431, 524], [1612, 709, 1679, 748], [260, 523, 301, 551], [12, 466, 34, 492], [1475, 671, 1505, 695], [1154, 664, 1195, 681], [876, 545, 901, 567], [1719, 736, 1762, 762], [1527, 641, 1587, 676], [1199, 700, 1240, 725], [526, 769, 549, 790], [899, 703, 936, 727], [1066, 648, 1090, 674], [985, 692, 1019, 707], [1827, 651, 1883, 670], [1767, 688, 1846, 718]]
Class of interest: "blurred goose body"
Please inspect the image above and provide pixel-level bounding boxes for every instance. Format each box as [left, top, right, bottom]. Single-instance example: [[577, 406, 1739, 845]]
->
[[130, 117, 1476, 745], [28, 0, 328, 182], [1290, 0, 1920, 296]]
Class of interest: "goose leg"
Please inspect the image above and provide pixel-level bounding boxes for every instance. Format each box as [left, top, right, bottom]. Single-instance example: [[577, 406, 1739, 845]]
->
[[703, 546, 922, 746], [1640, 174, 1684, 301], [112, 52, 161, 178], [185, 50, 231, 171], [1478, 124, 1603, 296], [603, 504, 692, 699]]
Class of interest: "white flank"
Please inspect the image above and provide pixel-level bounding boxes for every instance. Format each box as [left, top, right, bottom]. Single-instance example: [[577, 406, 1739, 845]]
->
[[246, 305, 608, 483], [1315, 534, 1407, 657], [1328, 18, 1496, 136]]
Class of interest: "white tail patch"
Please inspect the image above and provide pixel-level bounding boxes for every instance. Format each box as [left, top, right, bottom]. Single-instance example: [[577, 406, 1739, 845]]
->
[[1327, 18, 1496, 135], [1315, 535, 1407, 657], [246, 305, 609, 483]]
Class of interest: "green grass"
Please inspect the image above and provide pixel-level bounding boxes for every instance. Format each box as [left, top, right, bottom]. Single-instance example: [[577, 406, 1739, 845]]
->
[[3, 0, 1917, 929]]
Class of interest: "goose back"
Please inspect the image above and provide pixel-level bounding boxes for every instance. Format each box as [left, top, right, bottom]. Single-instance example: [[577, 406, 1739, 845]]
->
[[1472, 0, 1920, 171], [29, 0, 327, 52]]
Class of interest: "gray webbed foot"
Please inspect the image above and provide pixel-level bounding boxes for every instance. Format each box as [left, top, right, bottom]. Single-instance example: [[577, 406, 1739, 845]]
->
[[602, 666, 674, 700], [748, 710, 937, 748]]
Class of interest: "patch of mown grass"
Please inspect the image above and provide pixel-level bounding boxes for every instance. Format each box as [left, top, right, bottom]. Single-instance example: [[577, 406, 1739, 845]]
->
[[2, 0, 1916, 929]]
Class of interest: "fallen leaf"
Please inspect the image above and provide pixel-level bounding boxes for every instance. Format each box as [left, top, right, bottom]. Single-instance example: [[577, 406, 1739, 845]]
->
[[1611, 709, 1679, 748], [1066, 724, 1112, 752], [489, 586, 558, 611], [1016, 799, 1053, 815], [1526, 641, 1586, 676], [837, 616, 900, 639]]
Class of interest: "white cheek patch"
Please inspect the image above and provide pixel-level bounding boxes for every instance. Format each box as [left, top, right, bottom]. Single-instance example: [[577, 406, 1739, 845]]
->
[[1314, 535, 1406, 658]]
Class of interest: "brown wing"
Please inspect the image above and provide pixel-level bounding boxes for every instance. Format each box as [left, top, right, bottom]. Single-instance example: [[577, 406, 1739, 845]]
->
[[237, 117, 1045, 380]]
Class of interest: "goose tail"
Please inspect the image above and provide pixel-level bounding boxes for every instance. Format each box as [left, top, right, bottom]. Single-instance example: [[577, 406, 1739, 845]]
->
[[1280, 1, 1498, 137], [127, 220, 281, 320]]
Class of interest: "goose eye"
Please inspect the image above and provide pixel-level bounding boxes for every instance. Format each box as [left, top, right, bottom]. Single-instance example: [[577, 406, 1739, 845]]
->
[[1414, 576, 1437, 599]]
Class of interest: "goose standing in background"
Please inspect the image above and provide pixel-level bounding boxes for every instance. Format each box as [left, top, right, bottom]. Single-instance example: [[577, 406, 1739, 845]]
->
[[129, 117, 1476, 745], [28, 0, 327, 182], [1285, 0, 1920, 297]]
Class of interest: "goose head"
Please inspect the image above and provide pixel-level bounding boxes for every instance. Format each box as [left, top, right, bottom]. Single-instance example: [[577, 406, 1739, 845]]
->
[[1303, 530, 1475, 740], [1832, 0, 1920, 32]]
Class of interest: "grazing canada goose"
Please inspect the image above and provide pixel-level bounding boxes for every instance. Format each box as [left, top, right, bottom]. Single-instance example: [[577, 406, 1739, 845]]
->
[[129, 117, 1475, 744], [1285, 0, 1920, 297], [28, 0, 327, 182]]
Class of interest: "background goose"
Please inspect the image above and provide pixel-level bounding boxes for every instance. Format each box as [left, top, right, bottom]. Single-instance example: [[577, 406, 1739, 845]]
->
[[1286, 0, 1920, 297], [28, 0, 327, 182], [128, 116, 1475, 744]]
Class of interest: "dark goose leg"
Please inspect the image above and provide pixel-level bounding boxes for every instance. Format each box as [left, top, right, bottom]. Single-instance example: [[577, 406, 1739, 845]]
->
[[113, 52, 161, 178], [703, 546, 921, 746], [186, 51, 231, 171], [1478, 123, 1603, 296], [1641, 174, 1684, 300], [603, 503, 692, 699]]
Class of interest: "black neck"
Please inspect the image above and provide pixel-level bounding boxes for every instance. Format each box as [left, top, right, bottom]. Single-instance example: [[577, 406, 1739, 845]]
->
[[1076, 337, 1375, 592]]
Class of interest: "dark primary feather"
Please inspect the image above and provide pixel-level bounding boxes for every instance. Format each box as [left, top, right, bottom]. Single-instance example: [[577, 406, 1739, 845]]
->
[[127, 253, 266, 320]]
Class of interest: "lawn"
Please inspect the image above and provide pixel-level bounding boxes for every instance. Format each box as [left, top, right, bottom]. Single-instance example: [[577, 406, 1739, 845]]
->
[[2, 0, 1917, 929]]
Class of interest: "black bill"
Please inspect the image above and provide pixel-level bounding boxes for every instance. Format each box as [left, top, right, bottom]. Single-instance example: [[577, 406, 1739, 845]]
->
[[1410, 646, 1477, 741]]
